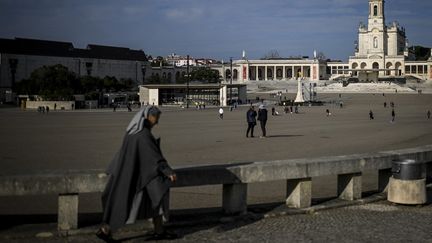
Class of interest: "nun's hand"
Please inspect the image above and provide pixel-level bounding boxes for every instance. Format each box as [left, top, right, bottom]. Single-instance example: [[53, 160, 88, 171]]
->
[[169, 174, 177, 182]]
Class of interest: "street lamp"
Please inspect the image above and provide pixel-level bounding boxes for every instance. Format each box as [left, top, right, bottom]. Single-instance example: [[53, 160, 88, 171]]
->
[[186, 55, 190, 109], [230, 57, 233, 105]]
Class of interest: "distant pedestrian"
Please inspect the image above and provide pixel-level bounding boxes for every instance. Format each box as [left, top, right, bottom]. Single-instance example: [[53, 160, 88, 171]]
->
[[295, 105, 299, 114], [246, 106, 257, 138], [271, 107, 276, 116], [391, 109, 396, 123], [54, 103, 57, 110], [42, 106, 45, 113], [384, 102, 387, 108], [326, 109, 331, 117], [290, 106, 293, 114], [340, 102, 344, 109], [427, 110, 431, 119], [72, 104, 75, 110], [257, 105, 268, 138], [127, 103, 132, 112], [113, 103, 117, 112], [229, 106, 233, 112], [46, 106, 49, 113], [390, 102, 395, 108], [369, 110, 374, 120], [219, 107, 224, 119]]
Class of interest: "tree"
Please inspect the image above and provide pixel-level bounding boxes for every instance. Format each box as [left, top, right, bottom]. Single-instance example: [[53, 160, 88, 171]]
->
[[190, 67, 220, 83], [16, 64, 80, 100], [16, 64, 138, 101], [150, 56, 169, 67], [411, 46, 431, 61]]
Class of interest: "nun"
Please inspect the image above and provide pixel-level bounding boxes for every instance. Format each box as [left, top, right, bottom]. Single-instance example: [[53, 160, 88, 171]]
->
[[97, 106, 178, 242]]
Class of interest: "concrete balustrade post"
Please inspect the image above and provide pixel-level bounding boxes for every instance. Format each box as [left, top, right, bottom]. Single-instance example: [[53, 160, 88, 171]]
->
[[58, 193, 79, 231], [338, 173, 362, 200], [286, 178, 312, 208], [222, 183, 247, 214]]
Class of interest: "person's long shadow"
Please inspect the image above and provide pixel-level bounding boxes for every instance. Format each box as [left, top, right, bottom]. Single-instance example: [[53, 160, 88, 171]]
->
[[267, 135, 304, 138]]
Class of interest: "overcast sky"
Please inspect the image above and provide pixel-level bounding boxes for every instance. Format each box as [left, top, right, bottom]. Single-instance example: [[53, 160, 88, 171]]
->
[[0, 0, 431, 61]]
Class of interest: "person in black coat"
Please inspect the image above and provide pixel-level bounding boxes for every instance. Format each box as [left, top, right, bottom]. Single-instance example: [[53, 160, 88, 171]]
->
[[257, 105, 268, 138], [246, 106, 257, 138], [97, 106, 178, 242], [369, 110, 374, 120]]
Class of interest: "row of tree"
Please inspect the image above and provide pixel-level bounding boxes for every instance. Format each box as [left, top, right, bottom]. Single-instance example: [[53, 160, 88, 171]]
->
[[15, 64, 223, 101], [15, 65, 135, 101]]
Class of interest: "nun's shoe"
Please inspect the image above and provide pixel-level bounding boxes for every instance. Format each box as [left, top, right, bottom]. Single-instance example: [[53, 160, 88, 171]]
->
[[96, 228, 118, 243]]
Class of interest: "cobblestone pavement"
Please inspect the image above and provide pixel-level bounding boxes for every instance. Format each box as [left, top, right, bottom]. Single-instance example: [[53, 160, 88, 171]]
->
[[2, 200, 431, 243]]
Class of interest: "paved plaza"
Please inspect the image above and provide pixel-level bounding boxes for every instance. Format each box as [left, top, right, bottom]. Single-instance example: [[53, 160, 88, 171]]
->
[[1, 93, 432, 242]]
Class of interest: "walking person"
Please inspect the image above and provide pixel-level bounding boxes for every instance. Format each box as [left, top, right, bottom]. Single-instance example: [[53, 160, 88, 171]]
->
[[257, 105, 268, 138], [246, 106, 257, 138], [219, 107, 224, 120], [97, 106, 178, 242], [427, 110, 431, 119], [391, 109, 396, 123], [46, 106, 49, 113], [369, 110, 374, 120], [384, 102, 387, 108], [326, 109, 331, 117]]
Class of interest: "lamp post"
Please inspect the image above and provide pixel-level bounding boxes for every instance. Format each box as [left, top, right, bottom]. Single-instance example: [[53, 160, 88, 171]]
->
[[186, 55, 190, 109], [230, 57, 233, 105]]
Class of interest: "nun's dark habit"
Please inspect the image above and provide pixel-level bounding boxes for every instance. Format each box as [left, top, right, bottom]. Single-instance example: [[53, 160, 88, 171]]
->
[[101, 107, 174, 230]]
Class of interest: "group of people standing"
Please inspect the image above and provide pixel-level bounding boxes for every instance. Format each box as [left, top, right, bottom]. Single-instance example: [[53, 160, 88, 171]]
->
[[246, 105, 268, 138]]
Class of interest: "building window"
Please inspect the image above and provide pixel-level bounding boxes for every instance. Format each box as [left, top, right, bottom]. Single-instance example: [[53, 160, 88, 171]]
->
[[373, 37, 378, 48], [374, 5, 378, 16]]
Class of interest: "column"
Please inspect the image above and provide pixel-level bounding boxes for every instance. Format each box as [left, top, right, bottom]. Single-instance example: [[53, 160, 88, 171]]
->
[[337, 173, 362, 200], [256, 66, 259, 81], [274, 66, 277, 80], [219, 86, 227, 106], [282, 66, 286, 80], [265, 66, 268, 81], [223, 183, 247, 214], [58, 193, 79, 231], [286, 178, 312, 208]]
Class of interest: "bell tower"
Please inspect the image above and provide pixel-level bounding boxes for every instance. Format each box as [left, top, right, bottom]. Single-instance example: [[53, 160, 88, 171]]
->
[[368, 0, 385, 31]]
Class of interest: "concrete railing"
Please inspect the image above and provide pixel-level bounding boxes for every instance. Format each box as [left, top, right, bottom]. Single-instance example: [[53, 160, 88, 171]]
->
[[1, 145, 432, 233]]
